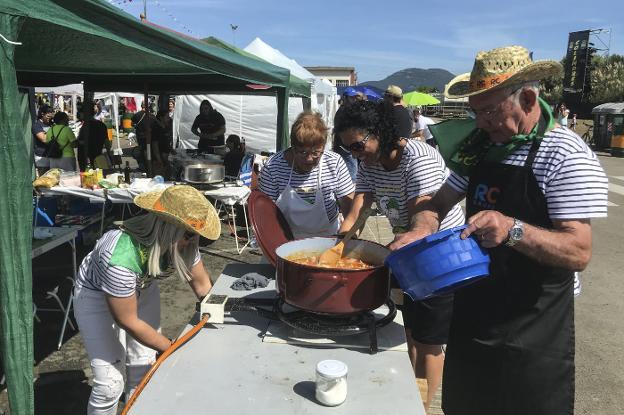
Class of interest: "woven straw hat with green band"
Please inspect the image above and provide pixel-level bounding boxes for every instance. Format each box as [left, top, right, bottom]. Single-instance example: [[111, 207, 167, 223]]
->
[[134, 185, 221, 240], [445, 45, 562, 99]]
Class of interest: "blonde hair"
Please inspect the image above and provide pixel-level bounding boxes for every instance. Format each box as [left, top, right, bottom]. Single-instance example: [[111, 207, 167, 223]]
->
[[290, 111, 327, 148], [121, 213, 197, 282]]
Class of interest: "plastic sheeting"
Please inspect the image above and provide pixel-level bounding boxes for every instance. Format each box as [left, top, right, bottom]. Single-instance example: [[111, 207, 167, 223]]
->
[[174, 94, 303, 153]]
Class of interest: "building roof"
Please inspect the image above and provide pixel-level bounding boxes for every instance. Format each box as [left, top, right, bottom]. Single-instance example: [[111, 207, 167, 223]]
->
[[304, 66, 355, 72]]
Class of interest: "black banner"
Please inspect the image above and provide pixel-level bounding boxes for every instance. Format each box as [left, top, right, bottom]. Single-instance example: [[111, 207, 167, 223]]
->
[[563, 30, 591, 94]]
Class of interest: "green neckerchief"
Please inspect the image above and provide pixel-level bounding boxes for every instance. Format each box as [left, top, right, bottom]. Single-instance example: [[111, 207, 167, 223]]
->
[[429, 97, 555, 176]]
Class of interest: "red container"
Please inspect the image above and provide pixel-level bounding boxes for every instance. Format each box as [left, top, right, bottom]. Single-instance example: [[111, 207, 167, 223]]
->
[[275, 237, 390, 315]]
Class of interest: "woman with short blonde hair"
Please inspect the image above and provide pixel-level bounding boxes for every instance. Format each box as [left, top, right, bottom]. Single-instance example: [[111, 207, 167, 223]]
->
[[259, 111, 354, 238]]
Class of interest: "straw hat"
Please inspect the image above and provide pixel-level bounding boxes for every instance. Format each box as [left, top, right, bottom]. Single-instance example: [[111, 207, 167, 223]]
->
[[385, 85, 403, 98], [134, 185, 221, 240], [445, 46, 562, 99]]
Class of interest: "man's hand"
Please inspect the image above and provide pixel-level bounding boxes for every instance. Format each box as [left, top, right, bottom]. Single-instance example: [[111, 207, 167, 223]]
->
[[461, 210, 513, 248], [388, 230, 430, 251]]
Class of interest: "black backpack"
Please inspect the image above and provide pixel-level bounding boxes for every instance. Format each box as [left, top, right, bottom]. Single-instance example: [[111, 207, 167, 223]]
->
[[44, 126, 68, 159]]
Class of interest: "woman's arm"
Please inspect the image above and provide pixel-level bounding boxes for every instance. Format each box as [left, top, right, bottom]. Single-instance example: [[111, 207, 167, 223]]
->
[[191, 116, 201, 137], [338, 192, 374, 234], [187, 260, 212, 299], [337, 192, 354, 218], [106, 294, 172, 353]]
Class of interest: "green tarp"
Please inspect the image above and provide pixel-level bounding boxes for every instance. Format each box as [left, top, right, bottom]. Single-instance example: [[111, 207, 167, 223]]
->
[[0, 12, 35, 415]]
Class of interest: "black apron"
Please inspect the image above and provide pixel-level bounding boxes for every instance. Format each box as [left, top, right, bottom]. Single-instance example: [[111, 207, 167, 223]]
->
[[442, 139, 575, 415]]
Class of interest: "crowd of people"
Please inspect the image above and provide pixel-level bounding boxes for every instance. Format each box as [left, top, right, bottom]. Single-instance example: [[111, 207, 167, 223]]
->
[[50, 44, 608, 415]]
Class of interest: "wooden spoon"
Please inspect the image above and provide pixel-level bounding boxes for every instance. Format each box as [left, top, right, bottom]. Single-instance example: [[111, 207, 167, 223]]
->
[[318, 208, 374, 266]]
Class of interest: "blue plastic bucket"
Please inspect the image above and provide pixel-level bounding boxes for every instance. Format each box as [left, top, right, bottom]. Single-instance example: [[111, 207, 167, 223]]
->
[[384, 225, 490, 300]]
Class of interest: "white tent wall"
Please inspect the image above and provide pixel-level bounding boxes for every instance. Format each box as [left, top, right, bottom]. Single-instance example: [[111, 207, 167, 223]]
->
[[173, 94, 303, 154]]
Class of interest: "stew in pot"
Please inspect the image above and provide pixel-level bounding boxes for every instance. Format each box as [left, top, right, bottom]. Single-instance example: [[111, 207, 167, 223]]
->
[[287, 254, 374, 269]]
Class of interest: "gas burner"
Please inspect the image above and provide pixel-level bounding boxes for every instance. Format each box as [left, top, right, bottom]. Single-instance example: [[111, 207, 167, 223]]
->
[[274, 298, 396, 354]]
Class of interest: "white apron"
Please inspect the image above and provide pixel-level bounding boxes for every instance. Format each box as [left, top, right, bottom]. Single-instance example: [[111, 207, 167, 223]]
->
[[276, 154, 340, 239]]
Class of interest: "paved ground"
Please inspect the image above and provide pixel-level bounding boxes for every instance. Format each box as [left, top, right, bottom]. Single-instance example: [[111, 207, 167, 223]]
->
[[1, 135, 622, 414]]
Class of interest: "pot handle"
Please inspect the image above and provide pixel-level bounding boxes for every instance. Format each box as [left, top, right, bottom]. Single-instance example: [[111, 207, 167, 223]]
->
[[307, 274, 347, 285]]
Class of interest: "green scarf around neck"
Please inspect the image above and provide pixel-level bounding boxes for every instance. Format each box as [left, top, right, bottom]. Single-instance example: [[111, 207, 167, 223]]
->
[[429, 97, 555, 176]]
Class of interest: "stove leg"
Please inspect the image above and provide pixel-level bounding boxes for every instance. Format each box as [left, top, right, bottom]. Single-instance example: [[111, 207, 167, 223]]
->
[[368, 315, 378, 355]]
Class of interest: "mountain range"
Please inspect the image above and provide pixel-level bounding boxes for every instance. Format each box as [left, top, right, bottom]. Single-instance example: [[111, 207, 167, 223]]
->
[[361, 68, 456, 93]]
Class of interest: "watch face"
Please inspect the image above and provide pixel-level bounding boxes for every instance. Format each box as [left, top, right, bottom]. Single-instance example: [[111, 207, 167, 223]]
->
[[510, 226, 523, 240]]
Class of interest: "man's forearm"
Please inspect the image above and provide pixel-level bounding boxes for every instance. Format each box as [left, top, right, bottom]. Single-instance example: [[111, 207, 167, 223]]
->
[[513, 222, 591, 271]]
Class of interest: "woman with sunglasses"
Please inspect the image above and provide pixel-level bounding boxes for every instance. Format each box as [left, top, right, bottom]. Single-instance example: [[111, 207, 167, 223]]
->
[[259, 111, 355, 239], [335, 101, 464, 412], [73, 185, 219, 414]]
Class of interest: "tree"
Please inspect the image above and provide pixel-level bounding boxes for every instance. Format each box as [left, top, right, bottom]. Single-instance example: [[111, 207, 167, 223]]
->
[[589, 54, 624, 103], [416, 86, 439, 94]]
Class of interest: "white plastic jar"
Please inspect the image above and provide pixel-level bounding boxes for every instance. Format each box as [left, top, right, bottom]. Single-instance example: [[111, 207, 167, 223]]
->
[[315, 360, 348, 406]]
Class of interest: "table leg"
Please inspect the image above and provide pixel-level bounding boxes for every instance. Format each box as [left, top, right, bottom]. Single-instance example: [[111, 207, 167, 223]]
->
[[57, 237, 77, 350]]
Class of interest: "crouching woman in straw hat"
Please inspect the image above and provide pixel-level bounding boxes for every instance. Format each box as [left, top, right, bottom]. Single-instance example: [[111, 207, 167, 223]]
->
[[73, 185, 220, 415]]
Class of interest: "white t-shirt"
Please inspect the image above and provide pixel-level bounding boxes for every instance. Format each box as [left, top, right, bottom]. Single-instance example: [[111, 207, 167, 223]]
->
[[259, 150, 355, 223], [356, 140, 465, 232], [446, 127, 608, 219], [414, 115, 435, 141]]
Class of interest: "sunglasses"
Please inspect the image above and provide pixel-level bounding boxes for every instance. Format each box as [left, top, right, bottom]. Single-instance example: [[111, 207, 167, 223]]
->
[[340, 131, 372, 153]]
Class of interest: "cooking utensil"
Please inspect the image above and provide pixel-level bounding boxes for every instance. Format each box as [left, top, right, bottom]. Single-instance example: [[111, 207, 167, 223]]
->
[[385, 224, 490, 300], [318, 208, 374, 266], [276, 237, 390, 314], [183, 163, 225, 184]]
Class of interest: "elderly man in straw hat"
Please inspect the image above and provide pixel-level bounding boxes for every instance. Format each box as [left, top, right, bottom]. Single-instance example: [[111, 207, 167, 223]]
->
[[73, 185, 220, 414], [406, 46, 609, 414]]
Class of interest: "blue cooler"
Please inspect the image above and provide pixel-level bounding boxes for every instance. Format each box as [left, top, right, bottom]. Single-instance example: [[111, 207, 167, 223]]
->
[[385, 225, 490, 300]]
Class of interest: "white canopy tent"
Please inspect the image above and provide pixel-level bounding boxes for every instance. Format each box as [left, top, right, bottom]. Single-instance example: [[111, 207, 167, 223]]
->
[[173, 38, 338, 153]]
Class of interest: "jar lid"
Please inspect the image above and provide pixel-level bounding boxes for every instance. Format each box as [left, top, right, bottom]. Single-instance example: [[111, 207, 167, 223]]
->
[[316, 360, 348, 378]]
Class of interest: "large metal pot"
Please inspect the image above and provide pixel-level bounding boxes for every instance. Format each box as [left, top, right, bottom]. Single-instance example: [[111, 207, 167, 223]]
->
[[183, 163, 225, 184], [275, 237, 390, 315]]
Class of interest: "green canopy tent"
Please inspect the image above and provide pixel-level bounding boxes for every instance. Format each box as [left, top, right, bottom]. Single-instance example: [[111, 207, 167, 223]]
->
[[0, 0, 308, 413]]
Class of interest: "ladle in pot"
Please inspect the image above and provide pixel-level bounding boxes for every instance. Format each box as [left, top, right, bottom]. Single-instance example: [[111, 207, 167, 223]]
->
[[318, 208, 374, 266]]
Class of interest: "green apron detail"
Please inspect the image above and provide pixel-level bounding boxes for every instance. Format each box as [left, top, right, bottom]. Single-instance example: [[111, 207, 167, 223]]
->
[[108, 232, 170, 289]]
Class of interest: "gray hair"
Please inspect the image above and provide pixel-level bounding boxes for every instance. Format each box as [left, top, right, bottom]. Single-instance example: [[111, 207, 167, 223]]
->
[[121, 213, 197, 283], [509, 81, 540, 103]]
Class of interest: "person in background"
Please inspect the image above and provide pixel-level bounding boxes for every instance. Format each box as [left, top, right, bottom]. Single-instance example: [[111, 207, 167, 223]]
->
[[383, 85, 413, 139], [191, 99, 226, 153], [557, 103, 570, 127], [46, 111, 77, 171], [570, 113, 577, 131], [32, 104, 55, 175], [152, 109, 175, 178], [93, 101, 108, 121], [333, 87, 364, 181], [259, 112, 355, 239], [168, 99, 175, 119], [224, 134, 246, 178], [77, 111, 110, 171], [73, 185, 219, 415], [412, 45, 608, 415], [412, 106, 437, 147], [131, 103, 155, 170], [335, 100, 465, 412]]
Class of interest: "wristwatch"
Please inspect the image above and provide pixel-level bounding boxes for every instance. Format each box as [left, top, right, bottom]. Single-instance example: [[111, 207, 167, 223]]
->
[[505, 218, 524, 247]]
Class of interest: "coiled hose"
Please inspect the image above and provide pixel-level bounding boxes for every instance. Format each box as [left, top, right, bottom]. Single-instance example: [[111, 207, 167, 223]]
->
[[121, 314, 210, 415]]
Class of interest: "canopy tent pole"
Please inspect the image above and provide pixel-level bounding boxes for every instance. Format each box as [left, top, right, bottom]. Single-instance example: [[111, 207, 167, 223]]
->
[[144, 84, 152, 177], [0, 14, 35, 415], [112, 93, 122, 155], [275, 86, 290, 151]]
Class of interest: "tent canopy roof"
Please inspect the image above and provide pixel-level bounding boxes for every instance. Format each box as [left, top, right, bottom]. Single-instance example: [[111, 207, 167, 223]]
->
[[6, 0, 300, 95]]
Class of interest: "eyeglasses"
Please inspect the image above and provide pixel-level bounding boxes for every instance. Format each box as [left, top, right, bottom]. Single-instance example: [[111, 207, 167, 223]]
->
[[292, 148, 324, 158], [340, 131, 372, 153], [467, 85, 523, 120]]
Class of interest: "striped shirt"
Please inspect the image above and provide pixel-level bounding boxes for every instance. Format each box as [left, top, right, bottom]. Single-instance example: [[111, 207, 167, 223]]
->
[[446, 127, 609, 219], [259, 150, 355, 223], [76, 230, 201, 297], [356, 140, 465, 231]]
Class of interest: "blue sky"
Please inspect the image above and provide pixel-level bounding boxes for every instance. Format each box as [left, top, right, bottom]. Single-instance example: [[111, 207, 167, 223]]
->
[[111, 0, 624, 83]]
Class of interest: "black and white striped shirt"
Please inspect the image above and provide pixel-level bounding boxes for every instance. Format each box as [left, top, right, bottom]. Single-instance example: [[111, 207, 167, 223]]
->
[[259, 150, 355, 223], [356, 140, 465, 231], [447, 127, 609, 219], [76, 230, 201, 297]]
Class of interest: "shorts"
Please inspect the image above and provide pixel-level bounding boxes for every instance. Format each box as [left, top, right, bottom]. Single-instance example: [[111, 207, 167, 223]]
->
[[401, 293, 453, 345]]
